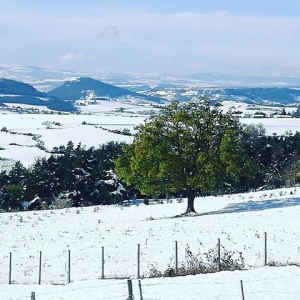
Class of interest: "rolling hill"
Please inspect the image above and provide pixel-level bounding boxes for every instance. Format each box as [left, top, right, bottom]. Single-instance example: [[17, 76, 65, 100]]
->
[[0, 78, 76, 112], [2, 65, 300, 108], [144, 86, 300, 106], [47, 77, 164, 103]]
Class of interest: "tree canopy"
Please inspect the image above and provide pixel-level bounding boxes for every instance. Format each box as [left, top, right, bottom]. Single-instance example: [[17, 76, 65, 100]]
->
[[115, 98, 254, 213]]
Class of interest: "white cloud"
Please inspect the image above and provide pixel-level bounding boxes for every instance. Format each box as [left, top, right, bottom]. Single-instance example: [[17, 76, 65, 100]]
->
[[58, 53, 91, 63]]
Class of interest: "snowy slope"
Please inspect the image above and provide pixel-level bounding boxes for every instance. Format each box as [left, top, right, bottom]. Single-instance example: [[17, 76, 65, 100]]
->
[[0, 187, 300, 299], [0, 103, 300, 299]]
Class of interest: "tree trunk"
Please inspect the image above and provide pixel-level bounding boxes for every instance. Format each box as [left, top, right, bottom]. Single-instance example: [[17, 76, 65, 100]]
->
[[185, 191, 196, 213]]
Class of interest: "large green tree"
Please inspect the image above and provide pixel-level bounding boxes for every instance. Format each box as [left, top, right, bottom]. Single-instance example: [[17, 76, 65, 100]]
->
[[115, 98, 253, 214]]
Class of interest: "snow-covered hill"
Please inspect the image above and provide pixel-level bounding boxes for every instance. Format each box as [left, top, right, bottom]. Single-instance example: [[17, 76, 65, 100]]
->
[[2, 65, 300, 108], [2, 65, 300, 89], [1, 66, 300, 299], [0, 187, 300, 299], [0, 78, 76, 112], [47, 77, 164, 104], [144, 86, 300, 106]]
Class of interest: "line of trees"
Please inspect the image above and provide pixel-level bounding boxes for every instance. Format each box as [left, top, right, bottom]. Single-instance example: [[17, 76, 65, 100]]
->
[[1, 99, 300, 212], [0, 141, 140, 211]]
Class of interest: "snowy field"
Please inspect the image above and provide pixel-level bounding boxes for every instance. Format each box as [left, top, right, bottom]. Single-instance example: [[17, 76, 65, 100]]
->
[[0, 101, 300, 168], [1, 101, 300, 299], [0, 187, 300, 299], [0, 103, 144, 167]]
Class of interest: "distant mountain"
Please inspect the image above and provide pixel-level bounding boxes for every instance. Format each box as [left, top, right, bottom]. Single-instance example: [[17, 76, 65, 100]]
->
[[0, 77, 43, 97], [204, 87, 300, 105], [144, 86, 300, 106], [3, 65, 300, 90], [0, 78, 76, 112], [0, 66, 189, 92], [185, 73, 300, 87], [2, 65, 300, 107], [0, 66, 90, 92], [47, 77, 164, 103]]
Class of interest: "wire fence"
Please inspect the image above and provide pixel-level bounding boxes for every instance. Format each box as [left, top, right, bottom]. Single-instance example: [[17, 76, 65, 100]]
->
[[1, 231, 300, 286]]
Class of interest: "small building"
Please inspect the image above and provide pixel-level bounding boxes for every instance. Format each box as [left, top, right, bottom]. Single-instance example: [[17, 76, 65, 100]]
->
[[253, 112, 266, 118]]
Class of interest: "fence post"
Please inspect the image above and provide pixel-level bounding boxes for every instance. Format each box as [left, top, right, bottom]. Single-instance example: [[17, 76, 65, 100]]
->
[[127, 279, 133, 300], [264, 232, 267, 266], [175, 241, 178, 272], [38, 251, 42, 285], [240, 280, 245, 300], [217, 238, 221, 271], [137, 244, 140, 279], [31, 292, 36, 300], [67, 250, 71, 283], [101, 246, 105, 279], [138, 279, 143, 300], [9, 252, 12, 284]]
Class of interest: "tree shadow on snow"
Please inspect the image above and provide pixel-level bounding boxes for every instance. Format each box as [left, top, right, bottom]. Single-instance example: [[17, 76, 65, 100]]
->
[[197, 197, 300, 217]]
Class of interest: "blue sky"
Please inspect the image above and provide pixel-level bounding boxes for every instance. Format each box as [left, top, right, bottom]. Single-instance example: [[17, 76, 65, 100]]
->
[[1, 0, 300, 76]]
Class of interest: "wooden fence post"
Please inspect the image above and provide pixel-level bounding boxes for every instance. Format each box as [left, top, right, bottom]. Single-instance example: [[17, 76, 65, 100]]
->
[[175, 241, 178, 272], [9, 252, 12, 284], [240, 280, 245, 300], [67, 250, 71, 283], [31, 292, 36, 300], [101, 246, 105, 279], [38, 251, 42, 285], [217, 238, 221, 271], [138, 279, 143, 300], [127, 279, 133, 300], [264, 232, 267, 266], [137, 244, 140, 279]]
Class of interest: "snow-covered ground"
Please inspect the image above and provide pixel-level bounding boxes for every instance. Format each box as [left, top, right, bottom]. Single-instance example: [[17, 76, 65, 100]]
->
[[1, 101, 300, 299], [0, 108, 142, 167], [0, 187, 300, 299], [241, 117, 300, 135], [0, 101, 300, 168]]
